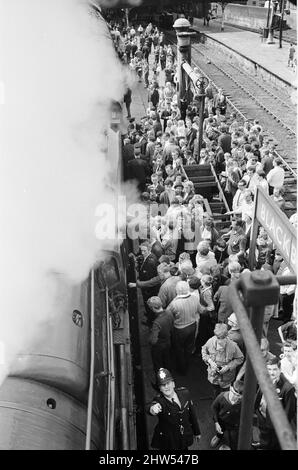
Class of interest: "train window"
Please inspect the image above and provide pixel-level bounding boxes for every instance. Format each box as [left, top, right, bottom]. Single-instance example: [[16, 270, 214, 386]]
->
[[72, 310, 83, 327], [47, 398, 56, 409], [101, 257, 120, 288]]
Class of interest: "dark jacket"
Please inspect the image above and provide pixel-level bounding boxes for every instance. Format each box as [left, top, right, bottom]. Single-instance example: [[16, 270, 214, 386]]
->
[[124, 88, 132, 104], [146, 387, 200, 449], [254, 373, 297, 431], [186, 127, 197, 151], [150, 89, 159, 108], [127, 158, 148, 192], [149, 310, 174, 347], [139, 253, 159, 298], [218, 132, 231, 154], [212, 391, 242, 430]]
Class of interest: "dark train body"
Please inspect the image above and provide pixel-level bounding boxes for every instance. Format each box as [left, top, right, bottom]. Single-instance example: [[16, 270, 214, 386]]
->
[[0, 247, 135, 450]]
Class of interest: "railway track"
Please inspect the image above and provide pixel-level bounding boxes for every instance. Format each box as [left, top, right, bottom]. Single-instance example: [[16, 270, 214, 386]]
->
[[164, 31, 297, 217]]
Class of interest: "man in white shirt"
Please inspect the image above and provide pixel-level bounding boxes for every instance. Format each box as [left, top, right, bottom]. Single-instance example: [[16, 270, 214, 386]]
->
[[232, 180, 247, 212], [266, 157, 285, 195]]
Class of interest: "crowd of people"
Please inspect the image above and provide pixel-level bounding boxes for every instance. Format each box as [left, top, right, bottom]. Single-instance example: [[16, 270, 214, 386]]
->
[[107, 15, 297, 452]]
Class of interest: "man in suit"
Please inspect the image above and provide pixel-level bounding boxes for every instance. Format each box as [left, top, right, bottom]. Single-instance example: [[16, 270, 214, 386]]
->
[[122, 137, 134, 181], [218, 125, 231, 154], [254, 356, 297, 450], [126, 143, 149, 192], [147, 297, 174, 373], [136, 241, 159, 325], [146, 368, 201, 450], [123, 87, 132, 118]]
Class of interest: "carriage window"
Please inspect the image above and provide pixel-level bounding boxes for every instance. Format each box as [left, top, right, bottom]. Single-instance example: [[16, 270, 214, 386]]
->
[[102, 257, 120, 288]]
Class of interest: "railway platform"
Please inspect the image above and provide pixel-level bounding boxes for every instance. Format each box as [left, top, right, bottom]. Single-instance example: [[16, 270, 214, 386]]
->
[[191, 18, 297, 88], [126, 59, 286, 451], [127, 67, 215, 451]]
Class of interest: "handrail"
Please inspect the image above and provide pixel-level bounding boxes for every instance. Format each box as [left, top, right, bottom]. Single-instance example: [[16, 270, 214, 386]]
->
[[229, 276, 297, 450], [180, 163, 189, 182], [210, 163, 231, 214], [105, 286, 111, 450], [104, 286, 116, 450], [85, 269, 95, 450], [108, 298, 116, 450]]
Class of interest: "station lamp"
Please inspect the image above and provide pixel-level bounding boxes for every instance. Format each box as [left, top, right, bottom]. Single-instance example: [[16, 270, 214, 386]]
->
[[173, 17, 192, 50], [195, 75, 209, 160]]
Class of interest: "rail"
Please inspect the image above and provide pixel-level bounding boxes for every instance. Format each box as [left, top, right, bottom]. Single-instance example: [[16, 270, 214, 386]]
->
[[85, 270, 96, 450], [168, 35, 297, 179], [229, 270, 297, 450], [210, 163, 231, 214], [105, 286, 116, 450]]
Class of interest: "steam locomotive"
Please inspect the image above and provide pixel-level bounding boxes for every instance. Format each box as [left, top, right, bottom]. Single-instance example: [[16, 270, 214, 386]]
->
[[0, 247, 135, 450], [0, 6, 138, 450]]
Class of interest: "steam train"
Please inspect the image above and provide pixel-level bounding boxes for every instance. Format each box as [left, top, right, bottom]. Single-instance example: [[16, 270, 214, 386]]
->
[[0, 6, 139, 451]]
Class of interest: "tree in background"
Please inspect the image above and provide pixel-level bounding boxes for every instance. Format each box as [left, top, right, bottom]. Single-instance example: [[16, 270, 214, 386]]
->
[[217, 1, 230, 31]]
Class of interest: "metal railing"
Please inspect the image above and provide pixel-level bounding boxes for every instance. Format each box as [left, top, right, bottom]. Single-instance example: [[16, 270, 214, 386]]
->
[[105, 286, 116, 450], [229, 270, 297, 450], [85, 270, 96, 450]]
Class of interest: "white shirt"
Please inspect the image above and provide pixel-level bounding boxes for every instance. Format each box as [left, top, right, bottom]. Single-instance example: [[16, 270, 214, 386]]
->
[[201, 227, 212, 241], [232, 189, 245, 211], [241, 201, 254, 233], [267, 166, 285, 188], [280, 355, 297, 385], [256, 180, 269, 195]]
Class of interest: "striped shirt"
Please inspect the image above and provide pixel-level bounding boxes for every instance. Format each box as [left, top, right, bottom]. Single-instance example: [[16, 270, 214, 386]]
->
[[166, 294, 204, 329]]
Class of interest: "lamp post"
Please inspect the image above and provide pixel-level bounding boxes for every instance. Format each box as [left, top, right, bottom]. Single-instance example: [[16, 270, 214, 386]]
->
[[279, 0, 285, 48], [196, 75, 209, 163], [267, 0, 275, 44], [173, 18, 192, 110]]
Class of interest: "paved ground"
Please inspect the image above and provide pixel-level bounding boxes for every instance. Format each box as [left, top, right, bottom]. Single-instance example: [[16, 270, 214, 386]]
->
[[191, 18, 297, 86], [126, 50, 285, 451]]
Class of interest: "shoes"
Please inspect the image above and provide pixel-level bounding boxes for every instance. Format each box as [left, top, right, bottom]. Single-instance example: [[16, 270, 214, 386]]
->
[[210, 435, 222, 448], [251, 441, 261, 450], [218, 444, 231, 450]]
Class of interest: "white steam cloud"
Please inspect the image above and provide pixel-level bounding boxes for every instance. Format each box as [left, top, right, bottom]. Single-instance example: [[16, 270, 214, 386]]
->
[[0, 0, 127, 382]]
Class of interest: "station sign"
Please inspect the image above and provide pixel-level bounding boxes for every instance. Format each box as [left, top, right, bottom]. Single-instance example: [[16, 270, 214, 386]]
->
[[254, 187, 297, 274]]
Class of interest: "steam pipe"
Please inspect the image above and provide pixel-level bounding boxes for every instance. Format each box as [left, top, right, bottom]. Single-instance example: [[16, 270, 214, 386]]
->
[[105, 287, 111, 449], [119, 344, 129, 449], [108, 306, 116, 449]]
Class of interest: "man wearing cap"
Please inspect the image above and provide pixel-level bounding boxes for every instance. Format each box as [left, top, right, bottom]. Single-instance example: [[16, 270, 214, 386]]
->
[[136, 241, 159, 325], [146, 368, 201, 450], [147, 297, 174, 373], [202, 323, 244, 397], [167, 280, 206, 374], [210, 380, 244, 450]]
